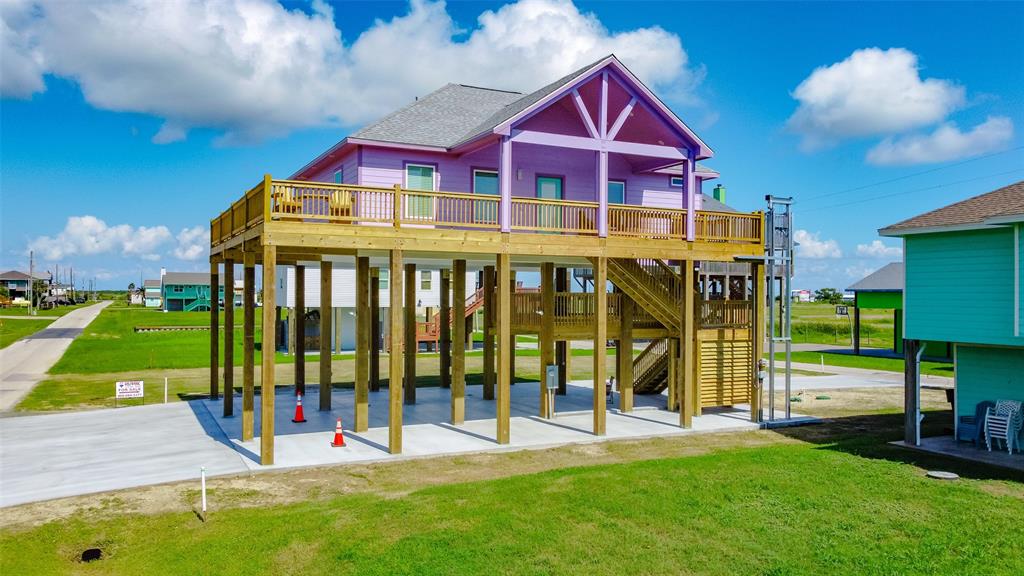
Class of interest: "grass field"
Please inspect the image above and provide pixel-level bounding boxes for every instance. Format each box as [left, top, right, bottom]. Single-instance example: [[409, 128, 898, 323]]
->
[[19, 346, 621, 412], [0, 302, 90, 317], [0, 317, 54, 349], [1, 403, 1021, 575], [790, 302, 895, 349], [777, 350, 953, 377]]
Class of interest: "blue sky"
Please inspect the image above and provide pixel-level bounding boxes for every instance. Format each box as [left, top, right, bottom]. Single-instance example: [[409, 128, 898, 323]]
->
[[2, 0, 1022, 289]]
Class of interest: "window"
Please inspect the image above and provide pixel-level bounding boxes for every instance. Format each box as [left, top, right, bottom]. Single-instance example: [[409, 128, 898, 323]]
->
[[473, 170, 499, 223], [333, 168, 343, 184], [405, 164, 435, 218], [536, 176, 562, 199], [608, 180, 625, 204], [173, 286, 184, 293], [379, 269, 389, 290], [670, 176, 684, 188], [420, 271, 432, 290], [473, 170, 499, 195]]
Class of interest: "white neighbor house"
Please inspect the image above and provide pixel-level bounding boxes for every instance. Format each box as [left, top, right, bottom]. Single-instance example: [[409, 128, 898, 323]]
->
[[275, 263, 477, 352]]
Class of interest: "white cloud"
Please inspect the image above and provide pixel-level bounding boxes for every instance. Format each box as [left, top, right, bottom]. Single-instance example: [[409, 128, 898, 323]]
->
[[2, 0, 703, 144], [787, 47, 965, 150], [794, 229, 842, 259], [0, 0, 46, 98], [24, 216, 209, 262], [173, 226, 209, 261], [855, 240, 903, 259], [866, 116, 1013, 166]]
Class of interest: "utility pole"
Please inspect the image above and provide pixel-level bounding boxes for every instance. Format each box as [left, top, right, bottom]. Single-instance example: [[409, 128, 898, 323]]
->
[[28, 251, 35, 316]]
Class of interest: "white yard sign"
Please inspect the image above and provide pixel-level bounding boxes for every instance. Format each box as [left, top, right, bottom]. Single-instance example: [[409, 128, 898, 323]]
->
[[115, 380, 145, 399]]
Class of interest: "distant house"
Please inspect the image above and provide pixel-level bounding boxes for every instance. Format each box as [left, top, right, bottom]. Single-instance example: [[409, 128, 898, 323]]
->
[[879, 180, 1023, 446], [161, 272, 226, 312], [143, 279, 162, 308], [0, 270, 48, 302], [847, 262, 951, 359]]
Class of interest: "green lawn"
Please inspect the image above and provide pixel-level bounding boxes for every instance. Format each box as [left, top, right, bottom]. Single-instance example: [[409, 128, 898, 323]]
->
[[776, 350, 953, 377], [0, 302, 91, 317], [0, 317, 54, 348], [2, 432, 1021, 574]]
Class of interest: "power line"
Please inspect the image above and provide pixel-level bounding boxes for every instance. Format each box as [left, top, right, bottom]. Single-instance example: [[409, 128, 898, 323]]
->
[[799, 145, 1024, 203], [800, 168, 1024, 213]]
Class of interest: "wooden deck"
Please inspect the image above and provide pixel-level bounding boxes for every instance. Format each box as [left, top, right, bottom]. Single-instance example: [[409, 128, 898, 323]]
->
[[210, 177, 764, 261]]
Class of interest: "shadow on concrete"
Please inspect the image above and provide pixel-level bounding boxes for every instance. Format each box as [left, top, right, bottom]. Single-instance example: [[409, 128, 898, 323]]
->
[[771, 410, 1024, 482], [186, 399, 259, 462]]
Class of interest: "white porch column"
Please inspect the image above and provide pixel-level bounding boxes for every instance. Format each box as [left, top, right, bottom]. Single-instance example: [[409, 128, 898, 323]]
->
[[598, 150, 609, 237], [685, 154, 697, 242], [499, 135, 512, 233]]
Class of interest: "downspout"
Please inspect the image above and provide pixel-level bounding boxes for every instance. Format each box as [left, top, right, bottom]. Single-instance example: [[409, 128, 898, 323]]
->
[[914, 342, 925, 446]]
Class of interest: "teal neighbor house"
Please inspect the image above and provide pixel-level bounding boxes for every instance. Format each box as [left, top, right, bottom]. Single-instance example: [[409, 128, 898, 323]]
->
[[879, 181, 1023, 448], [161, 272, 226, 312]]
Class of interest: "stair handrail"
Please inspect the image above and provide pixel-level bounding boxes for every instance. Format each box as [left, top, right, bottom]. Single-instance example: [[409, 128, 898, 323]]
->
[[632, 339, 667, 381]]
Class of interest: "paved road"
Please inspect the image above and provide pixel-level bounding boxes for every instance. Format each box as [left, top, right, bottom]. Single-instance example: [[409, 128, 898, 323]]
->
[[0, 301, 111, 411]]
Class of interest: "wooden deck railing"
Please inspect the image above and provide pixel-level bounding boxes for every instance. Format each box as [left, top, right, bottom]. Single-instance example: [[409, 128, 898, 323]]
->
[[608, 204, 686, 240], [699, 300, 752, 328], [211, 178, 764, 247], [511, 292, 623, 330]]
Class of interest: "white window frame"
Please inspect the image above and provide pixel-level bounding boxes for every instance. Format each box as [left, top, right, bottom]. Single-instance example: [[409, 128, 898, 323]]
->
[[669, 176, 684, 188], [404, 164, 436, 191], [420, 270, 432, 291], [334, 168, 343, 184], [472, 169, 499, 194]]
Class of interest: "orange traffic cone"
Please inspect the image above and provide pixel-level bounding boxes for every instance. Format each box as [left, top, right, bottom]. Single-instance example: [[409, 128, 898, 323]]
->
[[291, 393, 307, 423], [330, 417, 346, 447]]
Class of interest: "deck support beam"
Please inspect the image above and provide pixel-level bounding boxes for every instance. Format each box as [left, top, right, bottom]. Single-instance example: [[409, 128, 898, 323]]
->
[[451, 260, 466, 424], [223, 258, 235, 416], [668, 338, 678, 411], [751, 263, 765, 422], [592, 256, 607, 435], [403, 263, 416, 405], [618, 290, 634, 412], [483, 265, 496, 400], [681, 260, 695, 428], [440, 269, 451, 388], [242, 253, 255, 440], [320, 261, 333, 411], [294, 265, 305, 397], [509, 271, 516, 384], [496, 252, 511, 444], [209, 260, 219, 401], [388, 250, 404, 454], [555, 267, 569, 395], [260, 244, 277, 465], [370, 267, 381, 392], [539, 262, 554, 417], [355, 257, 370, 430]]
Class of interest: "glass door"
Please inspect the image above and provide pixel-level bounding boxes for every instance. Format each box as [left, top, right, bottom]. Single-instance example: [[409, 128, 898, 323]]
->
[[536, 176, 563, 230]]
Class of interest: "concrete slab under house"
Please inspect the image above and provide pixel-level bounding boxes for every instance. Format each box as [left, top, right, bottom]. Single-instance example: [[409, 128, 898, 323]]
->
[[208, 54, 780, 466]]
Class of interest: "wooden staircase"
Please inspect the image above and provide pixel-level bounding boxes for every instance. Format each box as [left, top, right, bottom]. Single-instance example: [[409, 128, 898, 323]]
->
[[602, 258, 682, 332], [632, 339, 670, 394], [415, 287, 485, 344]]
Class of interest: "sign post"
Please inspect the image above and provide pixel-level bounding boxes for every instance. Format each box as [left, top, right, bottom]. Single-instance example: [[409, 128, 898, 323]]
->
[[115, 380, 144, 408]]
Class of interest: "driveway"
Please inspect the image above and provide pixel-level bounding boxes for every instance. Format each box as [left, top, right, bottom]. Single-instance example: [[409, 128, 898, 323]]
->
[[0, 301, 111, 411]]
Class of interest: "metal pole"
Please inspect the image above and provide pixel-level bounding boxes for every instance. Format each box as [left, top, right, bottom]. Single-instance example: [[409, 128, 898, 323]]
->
[[784, 203, 793, 420], [200, 466, 208, 515], [765, 203, 775, 421]]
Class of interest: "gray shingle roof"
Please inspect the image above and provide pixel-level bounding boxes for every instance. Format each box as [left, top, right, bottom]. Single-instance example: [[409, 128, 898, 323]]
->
[[162, 272, 213, 286], [143, 279, 161, 288], [879, 180, 1024, 235], [351, 84, 522, 148], [350, 55, 622, 149], [847, 262, 903, 292], [701, 194, 734, 213], [0, 270, 48, 281]]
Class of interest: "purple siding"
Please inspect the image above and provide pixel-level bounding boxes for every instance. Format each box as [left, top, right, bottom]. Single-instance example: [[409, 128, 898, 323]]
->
[[330, 142, 697, 209]]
